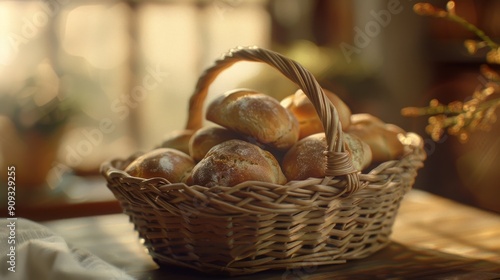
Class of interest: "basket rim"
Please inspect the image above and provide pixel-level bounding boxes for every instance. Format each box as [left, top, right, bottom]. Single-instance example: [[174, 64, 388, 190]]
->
[[100, 132, 425, 216], [100, 46, 427, 214]]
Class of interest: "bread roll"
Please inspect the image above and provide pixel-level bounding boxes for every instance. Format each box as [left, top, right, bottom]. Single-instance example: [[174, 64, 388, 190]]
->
[[189, 126, 241, 162], [125, 148, 194, 183], [160, 129, 195, 155], [349, 113, 385, 127], [206, 89, 299, 150], [281, 133, 327, 181], [281, 89, 351, 139], [281, 133, 371, 181], [189, 139, 287, 187], [344, 132, 373, 171], [346, 113, 405, 162]]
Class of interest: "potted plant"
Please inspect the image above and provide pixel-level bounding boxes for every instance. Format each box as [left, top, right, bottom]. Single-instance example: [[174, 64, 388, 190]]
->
[[0, 70, 72, 196]]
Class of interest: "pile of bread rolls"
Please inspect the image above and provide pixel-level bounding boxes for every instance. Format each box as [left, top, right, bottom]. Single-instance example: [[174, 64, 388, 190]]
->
[[125, 88, 406, 187]]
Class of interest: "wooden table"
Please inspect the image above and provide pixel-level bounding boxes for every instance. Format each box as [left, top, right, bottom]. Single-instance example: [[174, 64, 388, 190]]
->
[[2, 175, 122, 221], [42, 189, 500, 279]]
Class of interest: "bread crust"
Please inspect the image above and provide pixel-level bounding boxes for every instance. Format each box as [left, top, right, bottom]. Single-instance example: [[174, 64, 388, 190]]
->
[[189, 126, 241, 162], [206, 89, 299, 150], [190, 139, 287, 187], [281, 89, 352, 139], [282, 132, 371, 181], [347, 113, 405, 162], [125, 148, 195, 183], [282, 133, 327, 181], [160, 129, 195, 155], [344, 132, 373, 171]]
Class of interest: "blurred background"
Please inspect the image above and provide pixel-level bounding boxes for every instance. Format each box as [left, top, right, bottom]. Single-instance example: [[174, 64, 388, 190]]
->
[[0, 0, 499, 220]]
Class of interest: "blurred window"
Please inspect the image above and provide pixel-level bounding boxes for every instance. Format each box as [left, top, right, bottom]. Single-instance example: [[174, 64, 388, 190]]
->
[[0, 0, 270, 178]]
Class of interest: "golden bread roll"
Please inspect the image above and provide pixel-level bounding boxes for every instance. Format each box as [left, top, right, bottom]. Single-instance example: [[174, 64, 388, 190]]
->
[[206, 89, 299, 150], [349, 113, 385, 126], [385, 123, 406, 135], [125, 148, 194, 183], [346, 113, 405, 162], [281, 88, 352, 139], [281, 132, 371, 181], [159, 129, 195, 155], [189, 139, 287, 187], [281, 133, 327, 181], [189, 126, 241, 162], [344, 132, 373, 171]]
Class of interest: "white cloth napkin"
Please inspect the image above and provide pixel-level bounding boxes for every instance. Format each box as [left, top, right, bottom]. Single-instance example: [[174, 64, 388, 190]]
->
[[0, 218, 134, 280]]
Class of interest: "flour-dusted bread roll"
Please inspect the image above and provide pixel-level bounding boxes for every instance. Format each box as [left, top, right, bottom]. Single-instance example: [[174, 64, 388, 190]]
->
[[159, 129, 195, 155], [189, 139, 287, 187], [344, 132, 373, 171], [346, 113, 405, 162], [125, 148, 195, 183], [281, 88, 352, 139], [281, 132, 371, 181], [189, 126, 241, 162], [281, 133, 327, 181], [206, 89, 299, 150]]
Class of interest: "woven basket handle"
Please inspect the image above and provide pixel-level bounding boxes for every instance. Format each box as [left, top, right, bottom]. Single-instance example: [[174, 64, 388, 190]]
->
[[186, 46, 361, 193]]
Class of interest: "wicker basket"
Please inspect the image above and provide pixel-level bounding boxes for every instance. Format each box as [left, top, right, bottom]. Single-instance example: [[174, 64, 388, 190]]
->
[[101, 46, 426, 275]]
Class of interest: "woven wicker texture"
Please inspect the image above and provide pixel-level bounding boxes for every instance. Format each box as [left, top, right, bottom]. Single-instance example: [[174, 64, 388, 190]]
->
[[101, 46, 426, 275]]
